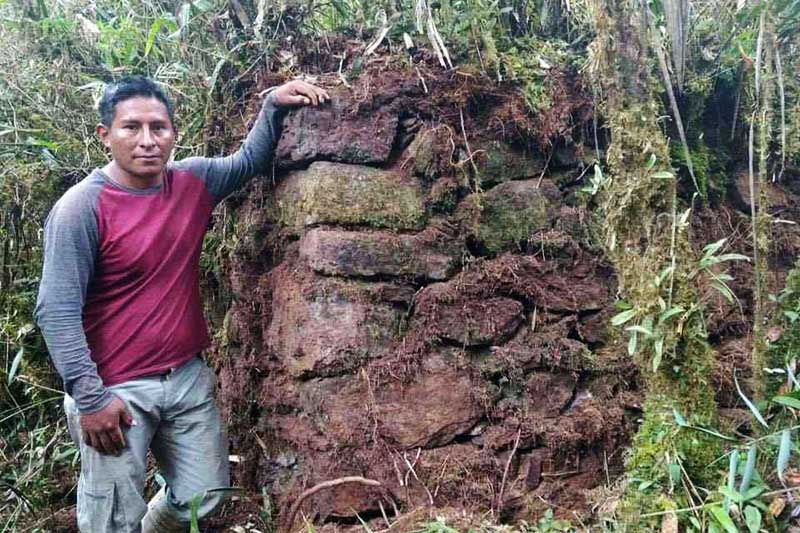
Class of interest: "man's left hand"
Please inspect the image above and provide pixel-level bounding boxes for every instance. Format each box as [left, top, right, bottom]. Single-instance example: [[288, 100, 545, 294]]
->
[[269, 80, 330, 108]]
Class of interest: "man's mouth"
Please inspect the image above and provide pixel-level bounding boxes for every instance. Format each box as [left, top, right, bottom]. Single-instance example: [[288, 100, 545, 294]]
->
[[136, 155, 161, 162]]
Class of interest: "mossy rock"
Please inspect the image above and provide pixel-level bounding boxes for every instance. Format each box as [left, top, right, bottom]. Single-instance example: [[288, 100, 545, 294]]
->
[[275, 162, 425, 230], [406, 126, 455, 179], [473, 140, 545, 185], [458, 178, 560, 255]]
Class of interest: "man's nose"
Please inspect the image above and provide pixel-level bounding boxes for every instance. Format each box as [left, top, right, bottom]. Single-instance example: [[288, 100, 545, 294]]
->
[[138, 127, 156, 148]]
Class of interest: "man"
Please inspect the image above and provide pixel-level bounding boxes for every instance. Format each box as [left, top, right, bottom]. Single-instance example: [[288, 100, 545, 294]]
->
[[34, 75, 328, 532]]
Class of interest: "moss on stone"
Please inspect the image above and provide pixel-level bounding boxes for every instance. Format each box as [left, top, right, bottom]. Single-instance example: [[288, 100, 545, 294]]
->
[[461, 179, 556, 255], [276, 162, 426, 230], [474, 140, 544, 185]]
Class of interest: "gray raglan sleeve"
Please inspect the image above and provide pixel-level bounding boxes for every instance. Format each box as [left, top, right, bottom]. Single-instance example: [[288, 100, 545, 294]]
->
[[33, 187, 113, 414], [177, 91, 287, 204]]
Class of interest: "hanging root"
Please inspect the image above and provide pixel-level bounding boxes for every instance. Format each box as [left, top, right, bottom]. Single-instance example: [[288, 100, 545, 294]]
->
[[284, 476, 386, 531]]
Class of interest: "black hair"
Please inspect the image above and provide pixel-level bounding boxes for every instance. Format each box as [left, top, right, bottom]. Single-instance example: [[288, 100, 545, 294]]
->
[[98, 76, 175, 127]]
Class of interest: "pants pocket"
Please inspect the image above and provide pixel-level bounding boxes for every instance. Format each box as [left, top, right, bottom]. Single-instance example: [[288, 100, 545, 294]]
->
[[77, 477, 115, 532], [77, 475, 148, 532]]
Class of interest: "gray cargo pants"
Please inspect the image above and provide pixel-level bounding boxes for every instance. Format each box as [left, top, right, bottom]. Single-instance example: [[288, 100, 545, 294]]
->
[[64, 356, 230, 532]]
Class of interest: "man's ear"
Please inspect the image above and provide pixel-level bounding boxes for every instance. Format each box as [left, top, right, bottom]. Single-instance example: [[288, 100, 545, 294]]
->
[[96, 123, 111, 148]]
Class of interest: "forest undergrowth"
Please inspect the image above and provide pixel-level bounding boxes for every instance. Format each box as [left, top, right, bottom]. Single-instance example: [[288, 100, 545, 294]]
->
[[2, 0, 800, 531]]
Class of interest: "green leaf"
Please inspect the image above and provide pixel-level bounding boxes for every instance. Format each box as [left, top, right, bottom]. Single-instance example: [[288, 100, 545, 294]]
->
[[744, 505, 762, 533], [725, 450, 739, 512], [720, 487, 744, 503], [7, 347, 24, 386], [777, 428, 792, 479], [740, 445, 757, 492], [673, 409, 688, 427], [709, 505, 738, 533], [734, 371, 769, 428], [189, 492, 203, 533], [652, 170, 675, 179], [611, 308, 638, 326], [742, 486, 765, 501], [703, 238, 727, 257], [626, 325, 653, 336], [628, 330, 638, 356], [772, 395, 800, 409], [668, 462, 681, 483], [685, 424, 736, 441], [193, 0, 215, 12], [646, 153, 657, 169], [658, 306, 685, 323], [654, 265, 674, 288], [637, 479, 655, 491], [652, 336, 664, 372], [144, 17, 164, 57], [713, 253, 750, 263], [711, 279, 737, 304]]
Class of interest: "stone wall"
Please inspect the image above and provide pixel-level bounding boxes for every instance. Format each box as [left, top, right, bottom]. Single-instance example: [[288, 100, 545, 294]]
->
[[212, 73, 639, 526]]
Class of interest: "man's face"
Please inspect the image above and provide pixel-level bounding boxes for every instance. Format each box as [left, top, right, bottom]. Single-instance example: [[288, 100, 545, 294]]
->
[[97, 96, 176, 181]]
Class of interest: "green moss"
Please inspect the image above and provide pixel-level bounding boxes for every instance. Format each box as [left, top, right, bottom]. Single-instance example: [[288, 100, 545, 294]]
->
[[277, 162, 426, 230], [497, 35, 577, 115], [669, 139, 731, 203], [464, 180, 554, 255], [476, 140, 544, 185], [584, 4, 723, 523]]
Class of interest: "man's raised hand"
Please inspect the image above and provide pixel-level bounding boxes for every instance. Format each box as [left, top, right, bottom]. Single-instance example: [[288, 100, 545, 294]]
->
[[268, 80, 330, 108], [79, 395, 134, 455]]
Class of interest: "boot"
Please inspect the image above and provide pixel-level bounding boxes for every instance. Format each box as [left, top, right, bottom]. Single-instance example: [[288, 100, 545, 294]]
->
[[141, 486, 187, 533]]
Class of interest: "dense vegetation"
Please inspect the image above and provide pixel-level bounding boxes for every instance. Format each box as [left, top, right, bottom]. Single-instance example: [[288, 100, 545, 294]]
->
[[2, 0, 800, 531]]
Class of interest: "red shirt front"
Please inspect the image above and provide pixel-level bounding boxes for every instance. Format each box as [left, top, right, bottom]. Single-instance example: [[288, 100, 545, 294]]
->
[[84, 168, 213, 385]]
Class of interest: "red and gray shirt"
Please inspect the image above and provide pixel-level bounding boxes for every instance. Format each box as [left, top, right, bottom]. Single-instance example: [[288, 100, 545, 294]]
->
[[34, 95, 285, 414]]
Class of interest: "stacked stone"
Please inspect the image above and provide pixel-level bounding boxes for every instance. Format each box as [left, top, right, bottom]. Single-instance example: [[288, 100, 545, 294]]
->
[[214, 84, 637, 524]]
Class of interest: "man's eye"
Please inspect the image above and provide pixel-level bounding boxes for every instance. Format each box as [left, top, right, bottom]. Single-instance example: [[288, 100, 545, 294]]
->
[[124, 125, 137, 130]]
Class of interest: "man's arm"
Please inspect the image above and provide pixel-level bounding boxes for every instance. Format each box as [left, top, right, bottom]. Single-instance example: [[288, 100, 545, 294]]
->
[[33, 187, 111, 413], [34, 187, 133, 454], [177, 81, 330, 204]]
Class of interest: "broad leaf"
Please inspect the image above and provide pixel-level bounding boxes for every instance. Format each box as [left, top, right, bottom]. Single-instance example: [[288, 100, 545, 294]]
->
[[611, 308, 638, 326], [744, 505, 762, 533], [772, 395, 800, 409], [709, 505, 738, 533]]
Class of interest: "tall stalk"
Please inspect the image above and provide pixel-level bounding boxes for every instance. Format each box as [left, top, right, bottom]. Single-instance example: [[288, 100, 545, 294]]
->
[[751, 9, 775, 400]]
